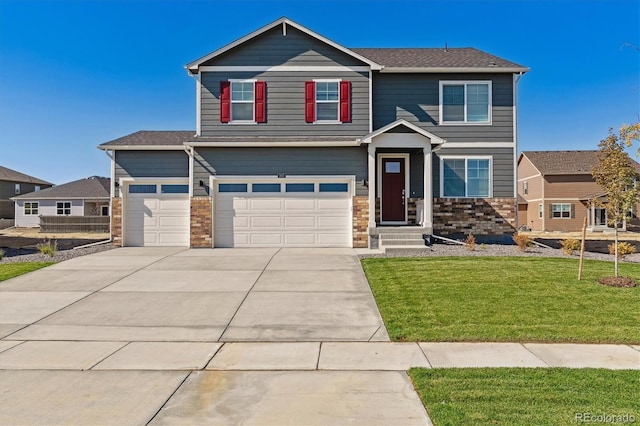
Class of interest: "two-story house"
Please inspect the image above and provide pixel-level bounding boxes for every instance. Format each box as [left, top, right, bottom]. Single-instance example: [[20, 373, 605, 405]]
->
[[0, 165, 52, 226], [517, 150, 640, 232], [99, 17, 528, 248]]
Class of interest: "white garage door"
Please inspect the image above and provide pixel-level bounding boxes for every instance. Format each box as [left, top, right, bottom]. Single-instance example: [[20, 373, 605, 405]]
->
[[214, 179, 352, 248], [124, 183, 190, 247]]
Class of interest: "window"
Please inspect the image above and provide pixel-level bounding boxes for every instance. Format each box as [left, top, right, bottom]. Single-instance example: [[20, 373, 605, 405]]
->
[[218, 183, 247, 193], [319, 183, 348, 192], [385, 162, 401, 173], [161, 184, 188, 194], [286, 183, 315, 192], [35, 185, 41, 192], [24, 202, 38, 215], [57, 202, 71, 215], [220, 80, 266, 123], [129, 184, 157, 194], [252, 183, 281, 193], [442, 157, 491, 197], [305, 80, 351, 123], [440, 81, 491, 123], [101, 205, 109, 216], [551, 203, 572, 219], [14, 183, 20, 194], [538, 203, 543, 219], [523, 181, 528, 195]]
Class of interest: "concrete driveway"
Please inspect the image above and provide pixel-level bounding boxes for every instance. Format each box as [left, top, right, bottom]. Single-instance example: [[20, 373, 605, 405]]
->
[[1, 248, 437, 425]]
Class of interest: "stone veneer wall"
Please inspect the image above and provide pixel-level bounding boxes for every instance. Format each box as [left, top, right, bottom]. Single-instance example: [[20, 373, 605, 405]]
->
[[433, 198, 516, 235], [190, 197, 212, 248], [352, 196, 369, 248], [111, 197, 122, 247]]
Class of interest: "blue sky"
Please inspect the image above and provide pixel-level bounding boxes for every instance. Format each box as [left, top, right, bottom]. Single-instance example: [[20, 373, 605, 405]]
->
[[1, 0, 638, 184]]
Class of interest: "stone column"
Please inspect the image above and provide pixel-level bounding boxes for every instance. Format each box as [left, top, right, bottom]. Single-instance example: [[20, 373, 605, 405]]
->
[[111, 197, 122, 247]]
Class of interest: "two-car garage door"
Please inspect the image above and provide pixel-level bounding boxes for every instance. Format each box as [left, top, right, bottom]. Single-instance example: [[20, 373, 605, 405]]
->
[[215, 179, 353, 248]]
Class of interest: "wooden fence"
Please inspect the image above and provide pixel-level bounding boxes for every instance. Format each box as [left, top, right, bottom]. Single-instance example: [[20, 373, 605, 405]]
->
[[40, 216, 110, 233]]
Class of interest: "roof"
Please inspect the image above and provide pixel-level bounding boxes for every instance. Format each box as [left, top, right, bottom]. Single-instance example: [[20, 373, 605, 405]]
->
[[12, 176, 110, 200], [0, 165, 52, 185], [352, 48, 528, 72], [99, 131, 195, 149], [520, 150, 640, 176]]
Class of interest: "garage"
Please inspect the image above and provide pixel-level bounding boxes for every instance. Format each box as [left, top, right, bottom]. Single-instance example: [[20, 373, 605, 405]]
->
[[214, 178, 353, 248], [124, 181, 190, 247]]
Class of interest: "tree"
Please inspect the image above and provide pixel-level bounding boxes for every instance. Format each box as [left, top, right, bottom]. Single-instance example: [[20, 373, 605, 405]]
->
[[621, 122, 640, 155], [592, 126, 640, 278]]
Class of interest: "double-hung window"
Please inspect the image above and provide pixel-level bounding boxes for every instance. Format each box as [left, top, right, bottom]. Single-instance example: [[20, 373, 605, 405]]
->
[[551, 203, 572, 219], [441, 157, 491, 197], [220, 80, 266, 123], [56, 201, 71, 215], [305, 80, 351, 123], [315, 81, 339, 121], [440, 81, 491, 124], [24, 202, 38, 215]]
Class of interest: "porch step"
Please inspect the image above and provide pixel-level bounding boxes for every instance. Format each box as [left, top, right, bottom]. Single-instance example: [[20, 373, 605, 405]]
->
[[381, 239, 427, 246], [379, 233, 430, 250]]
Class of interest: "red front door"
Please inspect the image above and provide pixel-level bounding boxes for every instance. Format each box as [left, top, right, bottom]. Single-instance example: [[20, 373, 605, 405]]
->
[[381, 157, 406, 222]]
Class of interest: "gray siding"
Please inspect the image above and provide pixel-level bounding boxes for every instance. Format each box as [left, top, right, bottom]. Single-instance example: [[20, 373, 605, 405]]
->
[[114, 151, 189, 196], [372, 73, 514, 143], [202, 26, 368, 67], [433, 147, 514, 198], [193, 147, 368, 196], [1, 180, 53, 219], [200, 70, 370, 137]]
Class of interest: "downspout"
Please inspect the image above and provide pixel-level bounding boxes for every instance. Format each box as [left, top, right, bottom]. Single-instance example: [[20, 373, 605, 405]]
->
[[102, 149, 115, 242], [184, 145, 194, 197], [513, 72, 524, 228]]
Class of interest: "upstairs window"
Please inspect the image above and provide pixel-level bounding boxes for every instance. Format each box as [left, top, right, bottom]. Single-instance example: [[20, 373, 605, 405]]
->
[[442, 157, 491, 198], [56, 201, 71, 215], [440, 81, 491, 124], [220, 80, 266, 123], [305, 80, 351, 123], [15, 183, 20, 194], [523, 181, 528, 195]]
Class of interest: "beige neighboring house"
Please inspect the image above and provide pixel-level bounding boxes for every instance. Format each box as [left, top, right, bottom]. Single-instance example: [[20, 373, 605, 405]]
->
[[517, 151, 640, 232]]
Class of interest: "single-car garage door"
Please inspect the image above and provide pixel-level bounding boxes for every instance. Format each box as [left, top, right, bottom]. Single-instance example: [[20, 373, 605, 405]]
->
[[214, 178, 353, 248], [124, 182, 190, 247]]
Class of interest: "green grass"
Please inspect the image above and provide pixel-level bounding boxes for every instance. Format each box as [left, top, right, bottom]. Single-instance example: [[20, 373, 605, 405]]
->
[[0, 262, 54, 281], [361, 257, 640, 343], [409, 368, 640, 426]]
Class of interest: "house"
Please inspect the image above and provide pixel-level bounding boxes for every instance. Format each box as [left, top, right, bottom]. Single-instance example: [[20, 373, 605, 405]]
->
[[12, 176, 110, 228], [517, 151, 640, 232], [0, 165, 53, 226], [99, 17, 528, 248]]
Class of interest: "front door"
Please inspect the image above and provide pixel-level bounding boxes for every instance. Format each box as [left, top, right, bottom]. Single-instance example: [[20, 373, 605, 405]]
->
[[381, 157, 406, 222]]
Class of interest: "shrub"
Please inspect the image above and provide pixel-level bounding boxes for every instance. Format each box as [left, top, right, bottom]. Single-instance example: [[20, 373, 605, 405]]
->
[[0, 249, 4, 260], [38, 240, 57, 257], [608, 242, 636, 258], [512, 232, 533, 252], [464, 233, 476, 251], [560, 238, 581, 256]]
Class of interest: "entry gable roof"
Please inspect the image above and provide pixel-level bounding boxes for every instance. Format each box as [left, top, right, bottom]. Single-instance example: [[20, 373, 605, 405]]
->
[[185, 17, 383, 74], [361, 119, 446, 144]]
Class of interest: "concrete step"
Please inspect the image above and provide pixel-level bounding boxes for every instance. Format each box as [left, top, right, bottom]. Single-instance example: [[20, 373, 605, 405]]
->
[[384, 246, 432, 253], [371, 227, 427, 235], [381, 239, 426, 246], [379, 234, 424, 240]]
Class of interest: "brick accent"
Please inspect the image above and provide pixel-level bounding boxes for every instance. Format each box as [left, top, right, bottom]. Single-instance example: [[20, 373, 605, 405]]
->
[[352, 196, 369, 248], [190, 197, 212, 248], [111, 197, 122, 247], [433, 197, 517, 236]]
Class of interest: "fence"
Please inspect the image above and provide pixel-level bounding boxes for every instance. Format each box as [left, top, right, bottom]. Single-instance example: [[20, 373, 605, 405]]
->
[[39, 216, 110, 233]]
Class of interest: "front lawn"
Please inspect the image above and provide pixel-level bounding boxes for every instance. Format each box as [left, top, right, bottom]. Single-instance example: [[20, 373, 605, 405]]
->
[[409, 368, 640, 425], [0, 262, 54, 281], [361, 257, 640, 343]]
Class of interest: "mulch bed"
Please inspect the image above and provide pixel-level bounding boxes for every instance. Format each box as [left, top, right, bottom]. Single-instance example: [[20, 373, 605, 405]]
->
[[0, 236, 107, 257], [597, 276, 638, 288], [536, 239, 640, 255]]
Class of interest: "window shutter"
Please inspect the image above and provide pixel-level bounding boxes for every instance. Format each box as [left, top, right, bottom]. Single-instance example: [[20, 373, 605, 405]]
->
[[220, 81, 231, 123], [571, 204, 575, 219], [305, 81, 315, 123], [255, 81, 266, 123], [340, 81, 351, 122], [549, 205, 553, 219]]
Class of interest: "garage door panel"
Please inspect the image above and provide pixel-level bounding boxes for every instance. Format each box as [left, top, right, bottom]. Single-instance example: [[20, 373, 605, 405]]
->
[[250, 198, 283, 210], [317, 216, 350, 228], [318, 234, 351, 245], [251, 233, 283, 245], [158, 216, 189, 227], [318, 199, 350, 210], [283, 233, 316, 245], [250, 216, 283, 228], [284, 216, 316, 228], [284, 199, 315, 210]]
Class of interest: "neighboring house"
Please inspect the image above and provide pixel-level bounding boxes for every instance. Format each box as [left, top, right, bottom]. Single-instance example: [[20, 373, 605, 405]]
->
[[99, 17, 528, 248], [0, 166, 52, 223], [12, 176, 110, 227], [517, 151, 640, 232]]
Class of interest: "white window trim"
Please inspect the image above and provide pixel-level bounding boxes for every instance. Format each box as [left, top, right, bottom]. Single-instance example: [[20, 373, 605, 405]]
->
[[538, 203, 543, 219], [551, 203, 572, 219], [440, 156, 493, 198], [229, 79, 257, 124], [56, 201, 72, 216], [439, 80, 492, 125], [313, 79, 341, 124], [24, 202, 39, 215]]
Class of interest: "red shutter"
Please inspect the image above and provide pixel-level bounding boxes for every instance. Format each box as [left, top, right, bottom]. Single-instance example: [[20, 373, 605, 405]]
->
[[220, 81, 231, 123], [305, 81, 315, 123], [255, 81, 266, 123], [340, 81, 351, 122]]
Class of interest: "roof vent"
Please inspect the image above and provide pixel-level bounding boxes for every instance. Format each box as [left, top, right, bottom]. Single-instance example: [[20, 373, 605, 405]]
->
[[489, 61, 497, 66], [444, 42, 448, 52]]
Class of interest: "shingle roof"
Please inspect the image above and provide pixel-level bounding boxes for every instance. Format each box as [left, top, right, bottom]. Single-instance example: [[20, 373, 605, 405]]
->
[[13, 176, 110, 200], [352, 47, 527, 70], [0, 166, 52, 185], [99, 131, 195, 147], [521, 151, 640, 175]]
